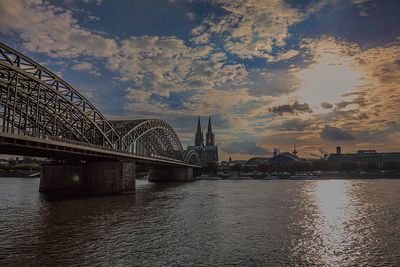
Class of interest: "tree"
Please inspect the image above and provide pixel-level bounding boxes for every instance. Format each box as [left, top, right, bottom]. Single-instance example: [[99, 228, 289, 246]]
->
[[257, 163, 269, 172], [204, 161, 219, 175], [310, 160, 329, 171], [338, 161, 357, 171], [383, 161, 400, 170], [231, 163, 242, 172], [367, 162, 378, 171], [287, 161, 311, 173]]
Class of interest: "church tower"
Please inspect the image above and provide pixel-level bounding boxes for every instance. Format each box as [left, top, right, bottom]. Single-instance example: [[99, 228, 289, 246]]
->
[[195, 116, 204, 147], [206, 116, 215, 146]]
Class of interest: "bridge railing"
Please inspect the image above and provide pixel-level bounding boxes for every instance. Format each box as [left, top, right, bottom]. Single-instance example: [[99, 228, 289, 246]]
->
[[0, 125, 116, 150], [0, 126, 186, 164]]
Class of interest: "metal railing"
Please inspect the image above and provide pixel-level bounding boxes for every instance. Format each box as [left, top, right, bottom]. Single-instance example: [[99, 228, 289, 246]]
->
[[0, 126, 187, 164]]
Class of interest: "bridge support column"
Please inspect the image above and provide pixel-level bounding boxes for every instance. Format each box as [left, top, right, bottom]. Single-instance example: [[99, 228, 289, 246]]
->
[[149, 167, 193, 182], [40, 161, 136, 194]]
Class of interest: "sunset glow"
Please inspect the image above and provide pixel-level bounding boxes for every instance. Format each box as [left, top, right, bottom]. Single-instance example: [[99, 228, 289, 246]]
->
[[1, 0, 399, 160]]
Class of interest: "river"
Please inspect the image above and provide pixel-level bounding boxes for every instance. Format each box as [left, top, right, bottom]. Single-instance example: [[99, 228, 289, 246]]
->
[[1, 178, 400, 266]]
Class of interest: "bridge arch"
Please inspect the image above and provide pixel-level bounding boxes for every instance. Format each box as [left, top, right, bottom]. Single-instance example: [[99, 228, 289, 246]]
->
[[0, 42, 200, 166], [184, 150, 202, 166], [110, 119, 185, 161], [0, 43, 120, 148]]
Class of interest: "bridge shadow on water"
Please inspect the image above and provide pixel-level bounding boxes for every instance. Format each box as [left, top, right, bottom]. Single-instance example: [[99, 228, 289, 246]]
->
[[38, 179, 188, 202], [0, 176, 205, 266], [19, 179, 194, 265]]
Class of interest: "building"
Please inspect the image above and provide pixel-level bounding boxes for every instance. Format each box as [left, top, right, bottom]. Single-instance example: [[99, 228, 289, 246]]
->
[[268, 153, 299, 168], [267, 145, 299, 168], [327, 147, 400, 170], [246, 157, 270, 166], [187, 116, 219, 166]]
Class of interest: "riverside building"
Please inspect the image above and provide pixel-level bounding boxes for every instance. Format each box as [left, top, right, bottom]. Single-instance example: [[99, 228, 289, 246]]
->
[[327, 147, 400, 170]]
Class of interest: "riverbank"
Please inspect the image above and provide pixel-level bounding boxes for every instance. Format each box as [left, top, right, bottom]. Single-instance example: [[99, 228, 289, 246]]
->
[[198, 171, 400, 180], [319, 171, 400, 179], [2, 171, 400, 180]]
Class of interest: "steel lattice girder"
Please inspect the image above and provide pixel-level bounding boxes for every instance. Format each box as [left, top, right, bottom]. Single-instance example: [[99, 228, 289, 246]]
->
[[110, 120, 185, 161], [0, 43, 120, 148], [0, 68, 93, 143], [184, 150, 202, 166], [0, 42, 200, 165]]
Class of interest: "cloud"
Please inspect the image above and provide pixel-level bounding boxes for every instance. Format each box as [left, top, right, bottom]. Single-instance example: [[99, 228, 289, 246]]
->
[[185, 12, 196, 21], [83, 0, 103, 5], [72, 62, 93, 71], [87, 15, 100, 21], [72, 61, 100, 76], [125, 87, 152, 102], [179, 88, 280, 137], [191, 0, 324, 60], [269, 101, 313, 115], [321, 102, 334, 109], [222, 141, 270, 156], [294, 37, 363, 108], [318, 147, 328, 154], [303, 36, 400, 136], [276, 119, 312, 131], [358, 10, 368, 16], [248, 69, 300, 97], [263, 49, 301, 62], [320, 125, 354, 140], [108, 36, 248, 99], [352, 0, 371, 4], [0, 0, 117, 58], [80, 88, 95, 99], [1, 0, 399, 159]]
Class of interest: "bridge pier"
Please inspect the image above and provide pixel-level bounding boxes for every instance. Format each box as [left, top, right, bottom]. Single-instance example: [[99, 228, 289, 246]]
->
[[40, 161, 136, 194], [149, 167, 193, 182]]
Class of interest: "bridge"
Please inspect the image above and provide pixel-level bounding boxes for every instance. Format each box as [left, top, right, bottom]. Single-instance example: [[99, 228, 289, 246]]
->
[[0, 42, 201, 194]]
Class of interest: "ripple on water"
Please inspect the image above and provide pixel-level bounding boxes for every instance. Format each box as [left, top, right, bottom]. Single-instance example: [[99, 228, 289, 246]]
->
[[1, 178, 400, 266]]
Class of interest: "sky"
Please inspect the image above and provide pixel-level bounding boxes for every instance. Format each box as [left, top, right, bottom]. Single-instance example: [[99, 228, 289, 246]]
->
[[0, 0, 399, 160]]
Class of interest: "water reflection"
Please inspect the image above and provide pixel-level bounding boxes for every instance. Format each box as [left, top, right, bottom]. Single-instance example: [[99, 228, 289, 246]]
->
[[1, 178, 400, 266], [314, 180, 355, 265], [289, 180, 367, 266], [289, 179, 400, 266]]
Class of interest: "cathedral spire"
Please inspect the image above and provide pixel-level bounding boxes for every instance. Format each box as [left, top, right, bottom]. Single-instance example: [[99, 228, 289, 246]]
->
[[196, 116, 201, 134], [195, 116, 204, 146], [206, 115, 215, 146]]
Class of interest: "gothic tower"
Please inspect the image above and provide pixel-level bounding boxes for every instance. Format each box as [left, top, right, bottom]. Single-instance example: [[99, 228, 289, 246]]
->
[[206, 116, 215, 146], [195, 116, 204, 146]]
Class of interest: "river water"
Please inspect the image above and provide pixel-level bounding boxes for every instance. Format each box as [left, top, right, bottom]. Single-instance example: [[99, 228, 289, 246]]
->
[[1, 178, 400, 266]]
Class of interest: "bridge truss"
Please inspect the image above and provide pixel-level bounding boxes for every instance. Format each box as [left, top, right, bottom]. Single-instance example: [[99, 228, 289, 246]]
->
[[0, 43, 200, 166]]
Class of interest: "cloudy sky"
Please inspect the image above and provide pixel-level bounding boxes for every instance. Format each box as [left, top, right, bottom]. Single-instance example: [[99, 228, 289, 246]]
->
[[1, 0, 399, 160]]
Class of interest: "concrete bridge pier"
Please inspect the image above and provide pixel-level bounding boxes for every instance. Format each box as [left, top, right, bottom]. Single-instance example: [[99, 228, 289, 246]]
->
[[39, 161, 136, 194], [149, 166, 193, 182]]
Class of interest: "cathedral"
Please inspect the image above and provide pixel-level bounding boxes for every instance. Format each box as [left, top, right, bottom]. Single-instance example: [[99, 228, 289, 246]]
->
[[187, 116, 219, 165]]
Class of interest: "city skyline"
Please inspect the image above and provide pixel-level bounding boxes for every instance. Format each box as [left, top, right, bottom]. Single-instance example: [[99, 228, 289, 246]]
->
[[1, 0, 399, 160]]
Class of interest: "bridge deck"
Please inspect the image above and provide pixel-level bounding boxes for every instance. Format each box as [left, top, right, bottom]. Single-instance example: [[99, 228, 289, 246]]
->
[[0, 129, 199, 168]]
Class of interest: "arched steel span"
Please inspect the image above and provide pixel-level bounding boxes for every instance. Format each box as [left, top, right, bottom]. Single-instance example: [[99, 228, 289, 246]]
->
[[0, 42, 200, 164], [184, 150, 202, 166], [110, 120, 185, 162], [0, 42, 120, 148]]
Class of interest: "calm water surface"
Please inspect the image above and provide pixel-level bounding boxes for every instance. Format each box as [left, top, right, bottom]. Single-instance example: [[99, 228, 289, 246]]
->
[[1, 178, 400, 266]]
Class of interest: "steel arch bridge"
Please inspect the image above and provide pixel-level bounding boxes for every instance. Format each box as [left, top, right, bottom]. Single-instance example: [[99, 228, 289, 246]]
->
[[0, 42, 200, 167]]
